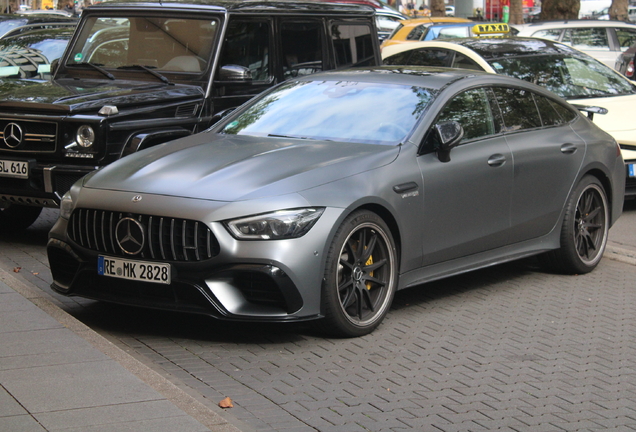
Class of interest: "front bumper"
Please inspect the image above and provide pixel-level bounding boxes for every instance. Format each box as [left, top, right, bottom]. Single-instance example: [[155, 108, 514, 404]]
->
[[0, 162, 95, 207]]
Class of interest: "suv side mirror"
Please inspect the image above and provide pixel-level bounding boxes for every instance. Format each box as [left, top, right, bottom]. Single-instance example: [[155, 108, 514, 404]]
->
[[217, 65, 252, 82], [435, 121, 464, 163], [50, 58, 59, 76]]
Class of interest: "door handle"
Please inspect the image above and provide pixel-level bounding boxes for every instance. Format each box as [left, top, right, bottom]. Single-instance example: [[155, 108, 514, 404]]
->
[[487, 154, 506, 167], [561, 143, 578, 154]]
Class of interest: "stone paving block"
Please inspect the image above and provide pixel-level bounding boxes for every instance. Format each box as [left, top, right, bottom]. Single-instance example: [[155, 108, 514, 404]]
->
[[0, 360, 163, 413]]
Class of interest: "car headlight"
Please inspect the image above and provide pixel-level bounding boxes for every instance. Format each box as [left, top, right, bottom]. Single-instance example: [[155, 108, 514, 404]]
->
[[59, 191, 75, 220], [225, 208, 325, 240], [76, 125, 95, 148]]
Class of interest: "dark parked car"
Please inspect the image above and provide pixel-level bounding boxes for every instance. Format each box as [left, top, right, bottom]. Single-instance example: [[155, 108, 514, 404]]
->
[[0, 27, 75, 79], [47, 66, 625, 337], [0, 0, 381, 230]]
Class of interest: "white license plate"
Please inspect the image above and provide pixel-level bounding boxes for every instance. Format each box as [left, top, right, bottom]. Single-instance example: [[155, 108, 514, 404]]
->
[[630, 163, 636, 178], [98, 256, 171, 285], [0, 159, 28, 179]]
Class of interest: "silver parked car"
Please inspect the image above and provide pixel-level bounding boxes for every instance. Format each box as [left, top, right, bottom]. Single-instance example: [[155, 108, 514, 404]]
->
[[47, 67, 625, 337]]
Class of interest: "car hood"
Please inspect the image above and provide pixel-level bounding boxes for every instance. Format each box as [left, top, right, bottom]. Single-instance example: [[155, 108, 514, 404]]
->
[[83, 133, 401, 202], [0, 79, 203, 113]]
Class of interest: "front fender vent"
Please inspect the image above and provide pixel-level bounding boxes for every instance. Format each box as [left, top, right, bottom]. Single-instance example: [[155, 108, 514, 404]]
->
[[175, 103, 199, 117]]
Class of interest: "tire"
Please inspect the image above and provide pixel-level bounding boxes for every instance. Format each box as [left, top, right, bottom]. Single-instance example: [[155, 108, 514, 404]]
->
[[541, 175, 609, 274], [0, 204, 42, 232], [319, 210, 398, 337]]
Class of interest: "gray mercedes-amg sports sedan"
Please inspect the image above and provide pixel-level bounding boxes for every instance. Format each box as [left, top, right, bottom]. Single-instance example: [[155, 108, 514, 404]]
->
[[47, 66, 625, 337]]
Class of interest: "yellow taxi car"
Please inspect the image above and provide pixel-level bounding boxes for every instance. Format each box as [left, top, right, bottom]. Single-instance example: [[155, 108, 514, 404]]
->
[[382, 26, 636, 196], [380, 16, 472, 50]]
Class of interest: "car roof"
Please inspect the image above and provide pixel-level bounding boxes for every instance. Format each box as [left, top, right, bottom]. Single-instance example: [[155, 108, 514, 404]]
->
[[383, 36, 588, 61], [294, 65, 514, 90], [0, 13, 77, 23], [397, 16, 472, 28], [513, 19, 636, 32], [88, 0, 376, 15]]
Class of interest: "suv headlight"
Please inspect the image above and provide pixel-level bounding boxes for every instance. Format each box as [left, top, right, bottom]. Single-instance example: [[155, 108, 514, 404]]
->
[[225, 208, 324, 240], [76, 125, 95, 148]]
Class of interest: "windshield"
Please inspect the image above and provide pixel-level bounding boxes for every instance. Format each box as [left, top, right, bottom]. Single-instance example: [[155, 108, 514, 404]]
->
[[66, 16, 218, 73], [489, 54, 636, 99], [221, 79, 433, 145]]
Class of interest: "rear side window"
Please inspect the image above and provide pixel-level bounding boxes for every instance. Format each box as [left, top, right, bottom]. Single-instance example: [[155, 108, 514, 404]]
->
[[493, 87, 575, 130], [331, 23, 376, 68], [407, 24, 426, 40], [562, 27, 610, 51], [493, 87, 541, 131]]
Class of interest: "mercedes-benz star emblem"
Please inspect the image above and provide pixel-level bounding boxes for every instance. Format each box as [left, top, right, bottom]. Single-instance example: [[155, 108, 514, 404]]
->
[[115, 217, 145, 255], [3, 123, 23, 148]]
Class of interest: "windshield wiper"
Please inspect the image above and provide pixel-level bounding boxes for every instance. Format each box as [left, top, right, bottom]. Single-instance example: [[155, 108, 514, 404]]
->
[[67, 62, 115, 80], [118, 65, 173, 85]]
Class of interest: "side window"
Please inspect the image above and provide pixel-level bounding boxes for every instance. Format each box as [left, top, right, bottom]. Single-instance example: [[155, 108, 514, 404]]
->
[[383, 51, 413, 65], [407, 24, 426, 40], [436, 27, 470, 39], [493, 87, 541, 131], [331, 23, 375, 68], [531, 29, 562, 41], [387, 48, 451, 67], [616, 28, 636, 51], [562, 27, 610, 51], [533, 94, 568, 126], [281, 21, 323, 79], [437, 88, 497, 142], [451, 53, 482, 70], [218, 21, 271, 81]]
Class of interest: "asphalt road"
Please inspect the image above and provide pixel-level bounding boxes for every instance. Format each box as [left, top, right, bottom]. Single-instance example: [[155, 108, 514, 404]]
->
[[2, 202, 636, 431]]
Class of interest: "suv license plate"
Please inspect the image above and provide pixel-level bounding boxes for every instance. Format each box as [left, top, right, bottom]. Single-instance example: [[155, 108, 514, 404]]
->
[[98, 256, 171, 285], [630, 163, 636, 178], [0, 159, 28, 179]]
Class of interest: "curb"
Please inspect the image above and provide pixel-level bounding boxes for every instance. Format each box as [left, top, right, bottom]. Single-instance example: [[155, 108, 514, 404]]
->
[[605, 244, 636, 266]]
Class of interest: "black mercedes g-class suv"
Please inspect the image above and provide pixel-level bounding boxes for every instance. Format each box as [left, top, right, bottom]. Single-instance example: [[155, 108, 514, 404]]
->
[[0, 0, 380, 229]]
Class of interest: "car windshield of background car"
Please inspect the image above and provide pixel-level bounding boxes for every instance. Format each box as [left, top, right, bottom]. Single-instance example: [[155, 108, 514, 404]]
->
[[489, 54, 636, 99], [221, 79, 433, 145], [66, 16, 217, 72]]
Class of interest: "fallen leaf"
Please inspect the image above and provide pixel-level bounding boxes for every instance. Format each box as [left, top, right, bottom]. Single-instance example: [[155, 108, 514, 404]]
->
[[218, 396, 234, 408], [13, 267, 21, 273], [32, 272, 39, 275]]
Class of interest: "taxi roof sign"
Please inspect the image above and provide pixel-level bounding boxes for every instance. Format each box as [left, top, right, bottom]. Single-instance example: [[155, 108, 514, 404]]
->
[[472, 23, 510, 36]]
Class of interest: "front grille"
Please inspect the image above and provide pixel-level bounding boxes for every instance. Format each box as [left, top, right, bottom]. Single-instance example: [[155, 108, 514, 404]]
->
[[0, 118, 57, 152], [68, 209, 220, 262]]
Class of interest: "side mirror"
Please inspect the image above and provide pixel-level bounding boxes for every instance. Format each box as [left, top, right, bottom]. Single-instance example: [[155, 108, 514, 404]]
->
[[435, 121, 464, 163], [217, 65, 252, 82], [209, 107, 236, 127], [50, 58, 59, 76]]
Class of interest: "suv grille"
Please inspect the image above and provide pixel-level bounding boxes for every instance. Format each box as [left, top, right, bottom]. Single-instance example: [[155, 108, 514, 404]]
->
[[68, 209, 220, 262], [0, 118, 57, 152]]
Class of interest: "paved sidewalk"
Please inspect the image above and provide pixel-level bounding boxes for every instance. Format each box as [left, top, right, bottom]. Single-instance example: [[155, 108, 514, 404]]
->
[[0, 269, 244, 432]]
